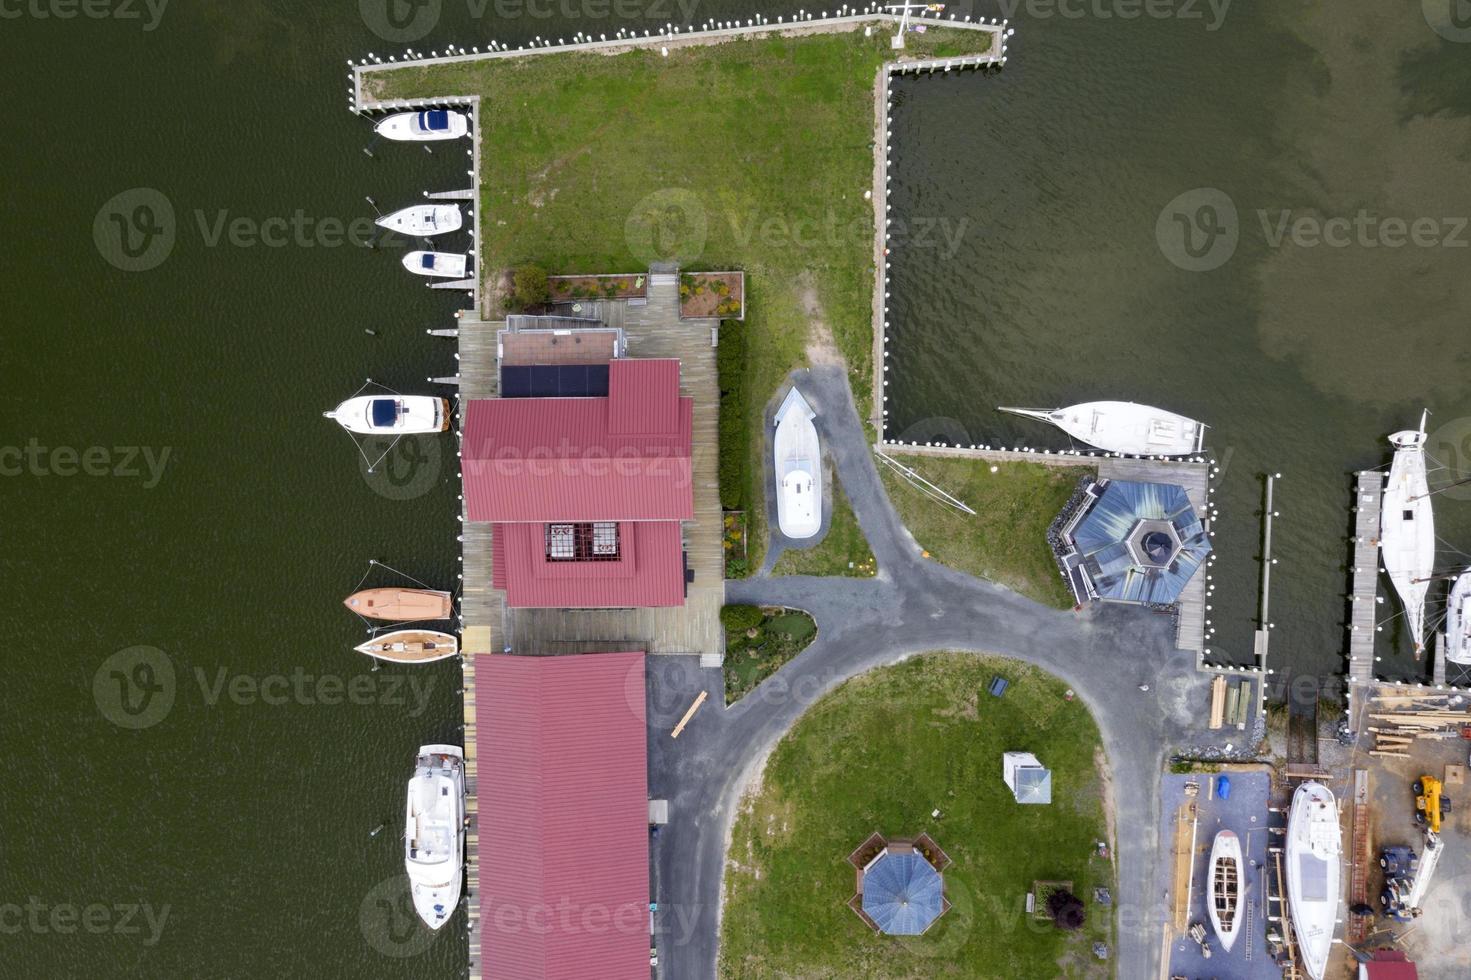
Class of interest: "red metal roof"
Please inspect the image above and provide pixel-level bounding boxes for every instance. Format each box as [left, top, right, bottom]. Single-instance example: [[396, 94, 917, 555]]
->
[[495, 521, 685, 608], [608, 359, 680, 434], [461, 392, 693, 523], [476, 652, 649, 980], [1362, 951, 1418, 980]]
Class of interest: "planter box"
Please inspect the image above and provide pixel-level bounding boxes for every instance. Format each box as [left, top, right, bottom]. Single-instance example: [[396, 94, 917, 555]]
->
[[679, 271, 744, 320], [548, 273, 647, 302]]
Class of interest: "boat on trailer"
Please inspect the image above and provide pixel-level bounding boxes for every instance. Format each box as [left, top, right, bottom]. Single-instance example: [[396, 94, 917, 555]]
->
[[344, 588, 453, 622], [1207, 830, 1243, 953], [403, 250, 469, 278], [376, 204, 463, 238], [405, 744, 465, 930], [773, 386, 821, 539], [1446, 569, 1471, 665], [1286, 781, 1341, 980], [1380, 411, 1434, 657], [354, 629, 458, 665], [323, 395, 449, 435], [374, 109, 468, 142], [998, 401, 1207, 456]]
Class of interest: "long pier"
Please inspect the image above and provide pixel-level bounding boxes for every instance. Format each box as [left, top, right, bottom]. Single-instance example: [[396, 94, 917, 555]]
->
[[1348, 470, 1384, 686]]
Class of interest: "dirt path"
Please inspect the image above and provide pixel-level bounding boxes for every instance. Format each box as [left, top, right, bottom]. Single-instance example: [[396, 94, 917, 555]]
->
[[798, 273, 844, 368]]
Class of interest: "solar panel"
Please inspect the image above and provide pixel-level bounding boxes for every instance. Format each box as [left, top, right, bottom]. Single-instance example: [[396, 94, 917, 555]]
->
[[499, 364, 611, 398]]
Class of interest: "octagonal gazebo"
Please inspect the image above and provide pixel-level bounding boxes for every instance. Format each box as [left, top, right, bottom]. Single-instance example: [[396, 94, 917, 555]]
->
[[846, 832, 952, 935]]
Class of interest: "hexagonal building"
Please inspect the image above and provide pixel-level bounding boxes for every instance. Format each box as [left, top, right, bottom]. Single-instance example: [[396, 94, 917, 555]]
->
[[846, 833, 952, 935], [1052, 478, 1211, 606]]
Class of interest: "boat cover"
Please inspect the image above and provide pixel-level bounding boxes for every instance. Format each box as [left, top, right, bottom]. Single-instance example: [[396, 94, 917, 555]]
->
[[371, 399, 399, 427], [421, 254, 436, 269], [421, 110, 449, 131]]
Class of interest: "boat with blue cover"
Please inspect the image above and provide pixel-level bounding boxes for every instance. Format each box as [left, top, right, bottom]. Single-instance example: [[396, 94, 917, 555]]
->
[[402, 250, 469, 279], [323, 394, 449, 435], [374, 108, 468, 142]]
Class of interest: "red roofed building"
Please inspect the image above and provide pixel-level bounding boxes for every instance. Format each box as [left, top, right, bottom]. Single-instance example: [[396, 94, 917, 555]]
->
[[477, 652, 650, 980], [462, 358, 693, 608], [1359, 950, 1418, 980]]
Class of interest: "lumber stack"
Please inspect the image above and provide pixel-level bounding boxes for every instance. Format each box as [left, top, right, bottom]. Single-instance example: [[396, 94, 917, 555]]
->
[[1365, 691, 1471, 755]]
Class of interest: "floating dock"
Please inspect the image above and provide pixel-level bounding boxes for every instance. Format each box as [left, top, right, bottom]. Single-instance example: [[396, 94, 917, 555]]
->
[[1348, 471, 1384, 685]]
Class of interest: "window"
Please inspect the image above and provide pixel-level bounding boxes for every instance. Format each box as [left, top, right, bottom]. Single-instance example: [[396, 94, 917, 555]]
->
[[545, 522, 621, 561]]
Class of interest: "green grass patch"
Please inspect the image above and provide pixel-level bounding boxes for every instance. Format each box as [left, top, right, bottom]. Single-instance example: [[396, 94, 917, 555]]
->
[[722, 604, 819, 705], [367, 25, 997, 578], [720, 653, 1115, 978], [772, 477, 876, 578], [879, 454, 1094, 609]]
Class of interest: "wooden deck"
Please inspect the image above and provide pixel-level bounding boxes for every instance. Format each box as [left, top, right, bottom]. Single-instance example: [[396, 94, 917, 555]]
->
[[1349, 471, 1384, 685]]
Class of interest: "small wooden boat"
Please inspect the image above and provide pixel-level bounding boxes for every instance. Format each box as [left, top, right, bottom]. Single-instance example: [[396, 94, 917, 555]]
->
[[354, 630, 458, 664], [1207, 830, 1243, 953], [344, 588, 452, 622]]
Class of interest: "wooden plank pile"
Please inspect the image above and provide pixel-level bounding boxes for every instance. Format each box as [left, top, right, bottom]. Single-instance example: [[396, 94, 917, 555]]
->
[[1366, 691, 1471, 757]]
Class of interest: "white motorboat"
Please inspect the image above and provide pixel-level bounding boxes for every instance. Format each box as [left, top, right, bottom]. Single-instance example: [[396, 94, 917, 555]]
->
[[323, 395, 449, 435], [1445, 569, 1471, 666], [374, 109, 468, 142], [773, 386, 821, 539], [1380, 412, 1434, 656], [405, 745, 465, 930], [1286, 781, 1341, 980], [999, 401, 1206, 456], [1206, 830, 1243, 953], [354, 629, 458, 664], [403, 250, 469, 278], [376, 204, 463, 238]]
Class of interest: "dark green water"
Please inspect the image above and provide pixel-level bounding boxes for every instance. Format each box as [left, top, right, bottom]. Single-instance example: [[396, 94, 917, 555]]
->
[[887, 1, 1471, 688], [3, 1, 1469, 976]]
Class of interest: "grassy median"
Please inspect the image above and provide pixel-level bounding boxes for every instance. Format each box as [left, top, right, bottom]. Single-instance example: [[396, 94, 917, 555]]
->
[[720, 653, 1115, 979], [365, 26, 996, 572]]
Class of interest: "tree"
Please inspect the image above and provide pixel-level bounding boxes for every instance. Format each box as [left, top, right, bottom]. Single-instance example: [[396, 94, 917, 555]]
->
[[1047, 889, 1086, 931], [510, 264, 549, 310]]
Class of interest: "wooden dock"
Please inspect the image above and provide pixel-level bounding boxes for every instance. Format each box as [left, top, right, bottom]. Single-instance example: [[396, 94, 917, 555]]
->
[[1349, 471, 1384, 686]]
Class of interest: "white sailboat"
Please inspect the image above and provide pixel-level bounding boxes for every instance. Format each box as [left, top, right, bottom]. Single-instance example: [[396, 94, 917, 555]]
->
[[998, 401, 1206, 456], [1286, 781, 1341, 980], [403, 250, 469, 278], [374, 109, 469, 142], [1380, 411, 1434, 656], [1207, 830, 1243, 953], [405, 745, 465, 930], [323, 394, 449, 435], [1445, 569, 1471, 666], [376, 204, 463, 238], [773, 386, 821, 539]]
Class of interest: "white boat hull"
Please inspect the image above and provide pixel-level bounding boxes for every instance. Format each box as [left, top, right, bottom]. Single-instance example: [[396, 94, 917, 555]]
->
[[374, 109, 469, 142], [1380, 415, 1434, 654], [324, 395, 449, 435], [405, 745, 465, 930], [354, 630, 459, 664], [1446, 570, 1471, 666], [1207, 830, 1243, 953], [999, 401, 1206, 456], [403, 250, 469, 278], [376, 204, 463, 238], [1286, 781, 1341, 980], [774, 387, 821, 539]]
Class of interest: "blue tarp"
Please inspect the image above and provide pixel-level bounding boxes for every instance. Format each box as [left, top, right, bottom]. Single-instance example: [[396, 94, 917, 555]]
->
[[1217, 775, 1231, 800], [370, 399, 398, 427], [420, 109, 450, 131]]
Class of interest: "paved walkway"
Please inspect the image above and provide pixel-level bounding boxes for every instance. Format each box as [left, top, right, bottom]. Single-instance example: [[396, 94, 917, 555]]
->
[[648, 364, 1215, 980]]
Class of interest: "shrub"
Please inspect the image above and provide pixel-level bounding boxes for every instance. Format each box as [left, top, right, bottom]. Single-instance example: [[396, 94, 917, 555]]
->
[[716, 319, 749, 512], [1047, 890, 1086, 931], [726, 557, 749, 578], [510, 264, 549, 310], [721, 604, 764, 633]]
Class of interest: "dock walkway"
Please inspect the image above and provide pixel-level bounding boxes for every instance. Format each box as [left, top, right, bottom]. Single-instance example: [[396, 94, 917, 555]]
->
[[1349, 471, 1384, 685]]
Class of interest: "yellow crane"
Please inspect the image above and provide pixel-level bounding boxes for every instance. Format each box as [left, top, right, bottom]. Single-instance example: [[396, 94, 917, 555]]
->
[[1414, 776, 1450, 833]]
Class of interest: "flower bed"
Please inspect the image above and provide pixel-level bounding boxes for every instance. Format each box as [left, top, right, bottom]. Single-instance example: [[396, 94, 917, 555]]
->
[[679, 271, 744, 320], [547, 273, 646, 302]]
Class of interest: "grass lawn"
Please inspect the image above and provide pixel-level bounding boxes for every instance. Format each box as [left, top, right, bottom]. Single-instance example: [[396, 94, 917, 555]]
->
[[721, 653, 1115, 979], [879, 454, 1095, 609], [722, 605, 819, 705], [772, 477, 876, 578], [365, 26, 996, 573]]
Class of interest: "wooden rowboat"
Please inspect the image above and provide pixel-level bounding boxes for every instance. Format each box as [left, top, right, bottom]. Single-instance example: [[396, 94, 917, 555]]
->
[[354, 630, 458, 665], [344, 588, 453, 622]]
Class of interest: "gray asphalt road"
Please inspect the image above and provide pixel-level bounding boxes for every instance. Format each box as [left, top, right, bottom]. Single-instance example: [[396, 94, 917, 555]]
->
[[649, 365, 1213, 979]]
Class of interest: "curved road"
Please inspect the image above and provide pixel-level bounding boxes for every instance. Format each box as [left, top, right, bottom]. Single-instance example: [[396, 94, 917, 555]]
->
[[648, 365, 1212, 979]]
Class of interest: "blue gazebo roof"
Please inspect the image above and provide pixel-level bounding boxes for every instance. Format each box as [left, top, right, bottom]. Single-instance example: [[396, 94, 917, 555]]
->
[[1068, 479, 1211, 605], [862, 851, 945, 935]]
